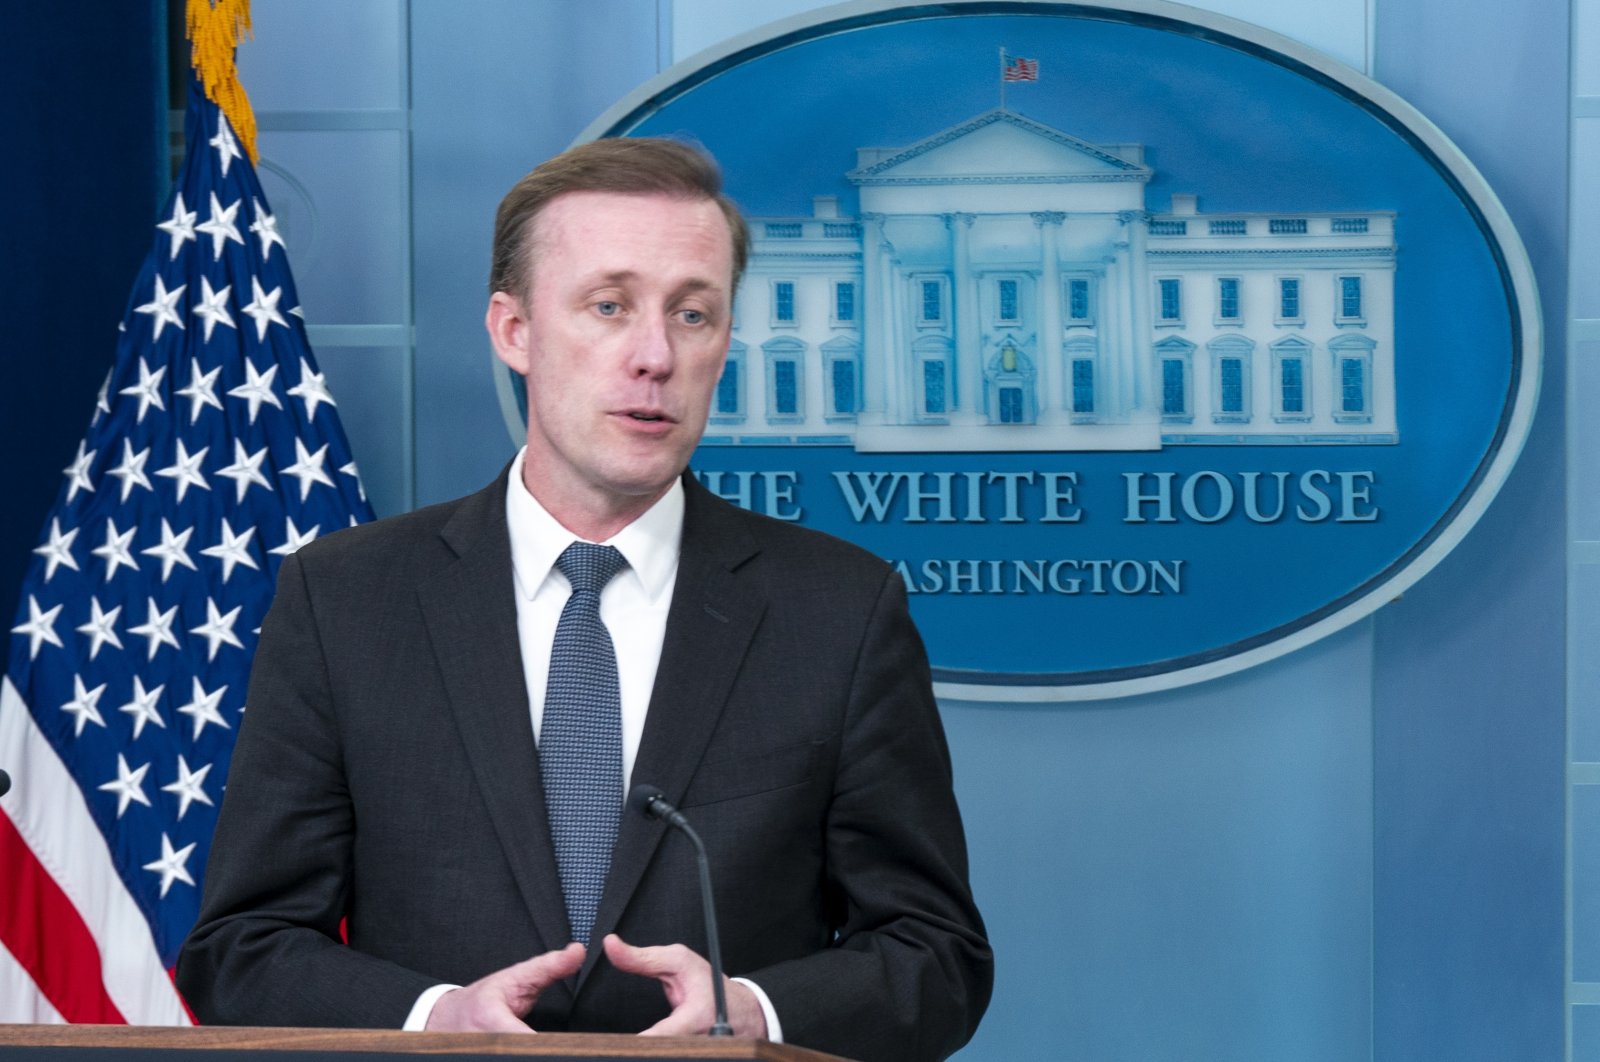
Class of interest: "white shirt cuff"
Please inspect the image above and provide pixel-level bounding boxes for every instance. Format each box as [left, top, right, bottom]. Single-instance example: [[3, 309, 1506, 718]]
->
[[732, 977, 783, 1043], [402, 983, 461, 1030]]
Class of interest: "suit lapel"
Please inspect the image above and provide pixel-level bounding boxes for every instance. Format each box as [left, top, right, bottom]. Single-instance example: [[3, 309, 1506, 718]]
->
[[417, 471, 575, 967], [582, 477, 766, 979]]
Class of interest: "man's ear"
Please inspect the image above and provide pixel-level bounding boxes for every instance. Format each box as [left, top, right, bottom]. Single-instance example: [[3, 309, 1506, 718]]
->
[[486, 291, 531, 374]]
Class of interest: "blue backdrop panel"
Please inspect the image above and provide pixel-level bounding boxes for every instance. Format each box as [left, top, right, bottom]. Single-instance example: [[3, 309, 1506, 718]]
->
[[1372, 0, 1568, 1055], [946, 620, 1373, 1061], [0, 7, 168, 636], [409, 0, 665, 507]]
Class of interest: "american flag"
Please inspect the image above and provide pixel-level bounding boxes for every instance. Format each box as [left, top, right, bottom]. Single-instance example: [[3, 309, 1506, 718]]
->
[[1002, 55, 1040, 82], [0, 76, 374, 1023]]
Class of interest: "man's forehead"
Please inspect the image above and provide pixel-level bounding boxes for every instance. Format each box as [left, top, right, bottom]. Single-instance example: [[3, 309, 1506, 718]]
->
[[535, 190, 728, 238], [529, 191, 734, 286]]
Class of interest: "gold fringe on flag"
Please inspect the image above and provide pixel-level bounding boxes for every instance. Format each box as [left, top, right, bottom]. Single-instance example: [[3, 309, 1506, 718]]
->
[[186, 0, 258, 162]]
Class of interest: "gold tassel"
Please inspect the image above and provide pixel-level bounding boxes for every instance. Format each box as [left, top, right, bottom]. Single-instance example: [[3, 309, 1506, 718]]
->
[[186, 0, 258, 163]]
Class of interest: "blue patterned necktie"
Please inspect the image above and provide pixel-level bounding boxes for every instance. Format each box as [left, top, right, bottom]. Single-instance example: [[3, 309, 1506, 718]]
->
[[540, 542, 629, 946]]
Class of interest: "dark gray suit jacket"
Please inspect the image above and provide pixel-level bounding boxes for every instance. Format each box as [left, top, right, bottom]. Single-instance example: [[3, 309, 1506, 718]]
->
[[177, 470, 992, 1062]]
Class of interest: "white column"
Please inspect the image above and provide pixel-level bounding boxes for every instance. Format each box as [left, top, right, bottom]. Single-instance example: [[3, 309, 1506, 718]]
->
[[860, 213, 887, 422], [879, 228, 905, 422], [946, 213, 980, 423], [1122, 210, 1154, 412], [1104, 251, 1126, 418], [1032, 211, 1066, 423]]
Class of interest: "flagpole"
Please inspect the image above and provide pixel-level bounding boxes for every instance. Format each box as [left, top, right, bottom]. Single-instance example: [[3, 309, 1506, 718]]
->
[[999, 46, 1007, 110]]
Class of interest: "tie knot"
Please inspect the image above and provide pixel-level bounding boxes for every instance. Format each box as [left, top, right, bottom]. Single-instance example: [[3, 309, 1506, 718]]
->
[[556, 542, 627, 594]]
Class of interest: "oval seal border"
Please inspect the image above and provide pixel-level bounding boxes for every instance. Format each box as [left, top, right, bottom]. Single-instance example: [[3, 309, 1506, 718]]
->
[[497, 0, 1541, 702]]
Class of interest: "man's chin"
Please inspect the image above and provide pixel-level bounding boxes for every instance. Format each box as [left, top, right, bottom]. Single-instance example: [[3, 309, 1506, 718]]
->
[[597, 465, 687, 507]]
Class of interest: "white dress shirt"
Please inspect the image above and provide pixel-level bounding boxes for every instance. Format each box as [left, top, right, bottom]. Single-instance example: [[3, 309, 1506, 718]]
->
[[505, 448, 680, 793], [405, 451, 780, 1038]]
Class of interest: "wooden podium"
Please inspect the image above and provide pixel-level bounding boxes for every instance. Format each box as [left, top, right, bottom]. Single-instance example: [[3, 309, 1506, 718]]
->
[[0, 1025, 854, 1062]]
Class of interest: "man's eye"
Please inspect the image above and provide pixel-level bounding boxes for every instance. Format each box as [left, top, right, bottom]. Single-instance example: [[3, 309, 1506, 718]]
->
[[680, 309, 705, 325], [595, 301, 622, 316]]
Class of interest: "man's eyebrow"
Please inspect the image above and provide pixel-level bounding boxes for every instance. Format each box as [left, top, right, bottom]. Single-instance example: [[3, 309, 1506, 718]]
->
[[582, 272, 726, 297]]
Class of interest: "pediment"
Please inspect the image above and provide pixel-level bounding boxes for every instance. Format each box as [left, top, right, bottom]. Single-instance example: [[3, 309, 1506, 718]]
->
[[849, 109, 1150, 186]]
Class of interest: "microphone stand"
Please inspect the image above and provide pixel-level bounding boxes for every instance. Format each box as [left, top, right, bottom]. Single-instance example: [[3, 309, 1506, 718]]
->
[[630, 784, 733, 1036]]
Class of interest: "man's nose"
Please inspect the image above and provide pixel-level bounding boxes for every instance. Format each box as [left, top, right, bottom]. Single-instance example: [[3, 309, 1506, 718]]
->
[[629, 313, 674, 377]]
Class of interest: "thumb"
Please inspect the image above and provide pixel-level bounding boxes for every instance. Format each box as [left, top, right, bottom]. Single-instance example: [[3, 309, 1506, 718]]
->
[[603, 934, 668, 977], [498, 942, 586, 1010]]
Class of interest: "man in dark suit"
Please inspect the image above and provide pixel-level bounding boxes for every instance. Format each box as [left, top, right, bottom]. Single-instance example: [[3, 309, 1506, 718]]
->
[[178, 138, 991, 1062]]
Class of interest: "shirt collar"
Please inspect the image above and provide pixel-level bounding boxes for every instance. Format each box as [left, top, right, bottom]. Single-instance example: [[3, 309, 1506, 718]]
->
[[504, 447, 684, 604]]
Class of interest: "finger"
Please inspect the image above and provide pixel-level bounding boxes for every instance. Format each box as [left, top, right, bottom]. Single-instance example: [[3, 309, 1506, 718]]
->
[[425, 987, 540, 1033], [639, 1005, 709, 1037], [603, 935, 697, 980], [496, 942, 586, 1013], [504, 941, 587, 989]]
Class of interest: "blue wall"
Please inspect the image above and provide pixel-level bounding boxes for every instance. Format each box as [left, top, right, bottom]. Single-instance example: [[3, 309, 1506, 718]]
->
[[10, 0, 1573, 1057], [1372, 0, 1569, 1056]]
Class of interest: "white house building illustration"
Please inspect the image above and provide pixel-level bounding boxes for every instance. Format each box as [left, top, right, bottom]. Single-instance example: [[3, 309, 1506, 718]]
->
[[705, 109, 1397, 452]]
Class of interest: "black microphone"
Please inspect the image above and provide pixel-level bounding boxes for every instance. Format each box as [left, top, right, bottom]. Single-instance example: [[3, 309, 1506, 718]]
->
[[0, 769, 9, 798], [628, 784, 733, 1037]]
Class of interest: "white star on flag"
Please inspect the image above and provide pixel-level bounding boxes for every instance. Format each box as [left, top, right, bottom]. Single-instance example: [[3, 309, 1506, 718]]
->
[[61, 676, 110, 738], [140, 519, 198, 583], [209, 115, 242, 176], [196, 191, 245, 259], [200, 518, 259, 583], [155, 440, 210, 502], [91, 519, 140, 582], [283, 439, 335, 500], [156, 192, 198, 261], [94, 371, 113, 420], [162, 756, 215, 821], [249, 199, 286, 260], [107, 440, 154, 502], [192, 276, 235, 341], [287, 357, 336, 420], [33, 518, 80, 582], [339, 462, 368, 503], [142, 834, 198, 898], [118, 357, 169, 423], [118, 677, 168, 740], [75, 597, 124, 661], [134, 277, 187, 341], [216, 440, 273, 502], [176, 678, 231, 740], [62, 441, 96, 502], [12, 596, 65, 660], [189, 598, 245, 661], [241, 275, 288, 340], [268, 517, 320, 558], [176, 358, 224, 423], [127, 597, 182, 661], [98, 755, 153, 818], [227, 358, 282, 423]]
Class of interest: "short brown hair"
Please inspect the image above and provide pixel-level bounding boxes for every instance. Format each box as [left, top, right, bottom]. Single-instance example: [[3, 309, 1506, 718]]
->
[[490, 137, 750, 301]]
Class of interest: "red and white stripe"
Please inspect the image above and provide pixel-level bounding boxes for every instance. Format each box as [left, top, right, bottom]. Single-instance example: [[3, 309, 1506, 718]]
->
[[1003, 56, 1039, 81], [0, 676, 189, 1024]]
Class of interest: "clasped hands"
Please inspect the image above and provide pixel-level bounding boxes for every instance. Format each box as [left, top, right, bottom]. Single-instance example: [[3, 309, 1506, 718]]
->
[[425, 934, 767, 1037]]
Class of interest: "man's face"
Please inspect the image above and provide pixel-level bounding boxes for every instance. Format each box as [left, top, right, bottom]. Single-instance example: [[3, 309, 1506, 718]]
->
[[487, 191, 734, 534]]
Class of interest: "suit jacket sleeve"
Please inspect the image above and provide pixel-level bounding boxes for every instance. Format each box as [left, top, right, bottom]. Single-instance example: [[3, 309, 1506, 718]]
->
[[742, 567, 993, 1062], [175, 550, 438, 1026]]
